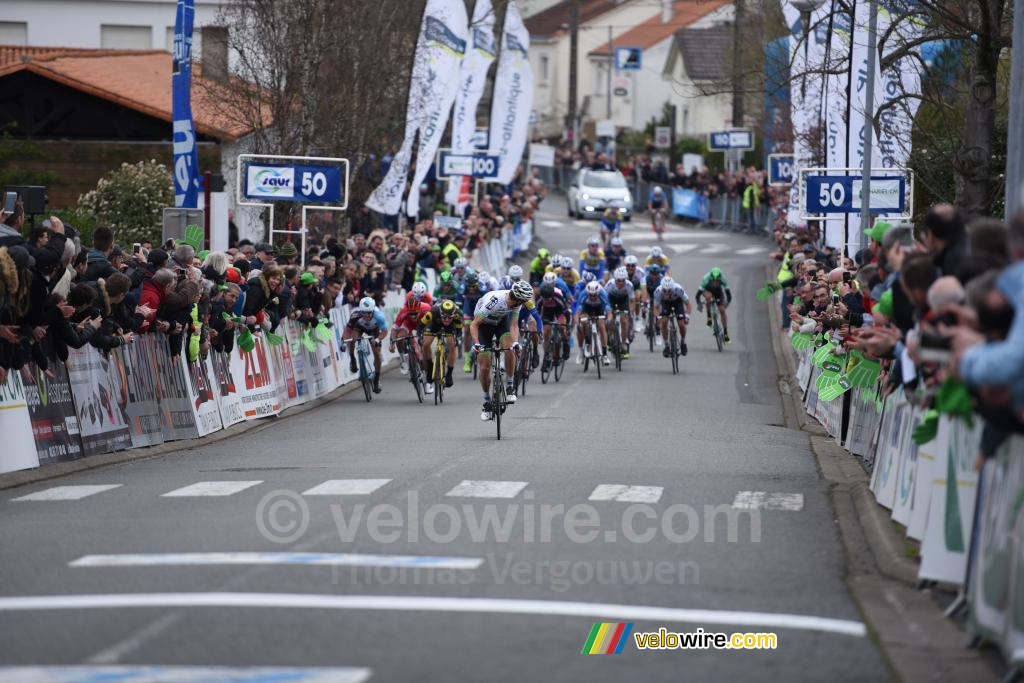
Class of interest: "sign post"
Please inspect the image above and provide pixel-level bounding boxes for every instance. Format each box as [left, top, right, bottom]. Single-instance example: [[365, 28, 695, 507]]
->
[[768, 154, 795, 186], [654, 126, 671, 150], [707, 130, 753, 172], [435, 149, 502, 180]]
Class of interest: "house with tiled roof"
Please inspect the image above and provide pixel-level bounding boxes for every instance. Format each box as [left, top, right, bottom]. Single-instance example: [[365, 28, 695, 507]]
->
[[662, 22, 737, 137]]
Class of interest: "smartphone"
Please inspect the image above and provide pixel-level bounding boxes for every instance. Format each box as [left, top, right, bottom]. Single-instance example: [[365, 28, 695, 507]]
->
[[133, 243, 141, 254], [3, 191, 16, 213]]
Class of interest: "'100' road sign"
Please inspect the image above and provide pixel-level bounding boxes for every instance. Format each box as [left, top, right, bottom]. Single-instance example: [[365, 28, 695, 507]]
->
[[439, 151, 501, 179], [245, 163, 343, 203]]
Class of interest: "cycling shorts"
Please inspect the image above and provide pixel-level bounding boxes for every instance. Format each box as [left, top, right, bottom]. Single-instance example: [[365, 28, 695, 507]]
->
[[580, 302, 608, 318], [704, 285, 727, 305], [477, 318, 511, 349], [608, 292, 630, 312], [659, 298, 686, 317]]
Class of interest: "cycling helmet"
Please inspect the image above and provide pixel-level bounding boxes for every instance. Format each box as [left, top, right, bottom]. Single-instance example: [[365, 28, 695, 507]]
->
[[440, 270, 452, 283], [539, 283, 555, 298], [411, 282, 428, 299], [662, 276, 675, 287], [453, 257, 468, 269], [647, 264, 662, 276], [478, 271, 490, 283], [710, 267, 722, 279], [542, 272, 557, 285], [358, 297, 375, 313], [537, 248, 550, 259], [587, 237, 600, 247], [508, 264, 524, 279], [581, 270, 596, 283], [510, 281, 533, 303], [614, 267, 628, 281], [585, 281, 601, 295], [610, 237, 623, 247], [624, 255, 638, 266], [560, 257, 574, 269], [650, 246, 663, 259], [465, 273, 480, 286], [653, 186, 664, 195], [440, 299, 457, 316]]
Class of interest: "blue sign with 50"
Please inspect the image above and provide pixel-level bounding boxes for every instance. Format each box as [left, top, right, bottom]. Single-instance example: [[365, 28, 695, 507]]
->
[[244, 163, 344, 203]]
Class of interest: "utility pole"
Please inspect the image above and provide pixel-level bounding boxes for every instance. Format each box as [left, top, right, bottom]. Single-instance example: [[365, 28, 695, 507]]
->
[[567, 0, 579, 145], [606, 25, 613, 119], [858, 0, 878, 252], [731, 0, 745, 129], [1006, 0, 1024, 218]]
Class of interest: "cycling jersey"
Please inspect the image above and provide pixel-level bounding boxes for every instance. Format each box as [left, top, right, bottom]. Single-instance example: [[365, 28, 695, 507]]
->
[[537, 291, 570, 322], [519, 298, 543, 332], [648, 190, 666, 208], [394, 301, 432, 333], [419, 303, 464, 335], [558, 269, 581, 287], [460, 283, 487, 318], [404, 291, 433, 307], [645, 255, 670, 271], [654, 282, 689, 308], [600, 213, 621, 235], [697, 271, 733, 306], [605, 247, 627, 272], [434, 282, 462, 303], [573, 287, 610, 315], [643, 272, 664, 292], [474, 290, 522, 324], [604, 279, 635, 300], [625, 266, 644, 291], [578, 248, 606, 280], [346, 309, 388, 334], [578, 292, 611, 316], [549, 275, 573, 302], [450, 268, 473, 291]]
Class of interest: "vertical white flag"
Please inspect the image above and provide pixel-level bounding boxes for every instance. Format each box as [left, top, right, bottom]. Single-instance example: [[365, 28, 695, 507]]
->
[[875, 6, 925, 170], [445, 0, 497, 210], [366, 0, 468, 217], [489, 0, 533, 185], [824, 5, 853, 249]]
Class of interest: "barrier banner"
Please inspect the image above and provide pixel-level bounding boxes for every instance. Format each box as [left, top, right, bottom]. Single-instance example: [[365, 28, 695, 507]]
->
[[874, 392, 909, 510], [117, 335, 163, 448], [19, 363, 83, 466], [267, 326, 299, 410], [230, 333, 281, 419], [209, 352, 244, 427], [919, 416, 981, 583], [181, 353, 222, 437], [0, 371, 40, 474], [908, 420, 943, 541], [66, 345, 133, 456], [891, 406, 923, 527], [284, 320, 312, 403], [152, 338, 199, 441]]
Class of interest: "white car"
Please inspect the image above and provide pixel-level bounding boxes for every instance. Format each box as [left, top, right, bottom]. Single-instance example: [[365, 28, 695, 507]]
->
[[566, 169, 633, 220]]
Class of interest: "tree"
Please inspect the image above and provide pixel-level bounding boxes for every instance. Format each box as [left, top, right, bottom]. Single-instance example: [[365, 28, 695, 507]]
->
[[78, 161, 174, 245]]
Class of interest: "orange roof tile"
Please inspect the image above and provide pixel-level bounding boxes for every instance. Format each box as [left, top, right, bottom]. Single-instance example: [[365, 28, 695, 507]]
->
[[0, 46, 268, 141], [588, 0, 728, 56]]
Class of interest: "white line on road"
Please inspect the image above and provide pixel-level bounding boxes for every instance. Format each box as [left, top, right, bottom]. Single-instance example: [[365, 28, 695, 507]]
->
[[573, 220, 591, 227], [302, 479, 392, 496], [589, 485, 664, 504], [0, 593, 867, 637], [667, 244, 699, 255], [541, 220, 565, 228], [619, 232, 717, 240], [160, 481, 263, 497], [11, 485, 122, 501], [699, 243, 732, 254], [445, 480, 528, 498], [0, 666, 372, 682], [69, 553, 483, 570], [732, 491, 805, 511], [737, 246, 766, 255]]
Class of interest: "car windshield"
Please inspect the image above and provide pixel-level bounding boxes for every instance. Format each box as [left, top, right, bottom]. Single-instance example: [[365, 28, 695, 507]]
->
[[582, 171, 626, 189]]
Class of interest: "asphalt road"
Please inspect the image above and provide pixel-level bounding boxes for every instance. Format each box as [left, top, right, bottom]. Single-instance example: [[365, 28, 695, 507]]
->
[[0, 205, 889, 682]]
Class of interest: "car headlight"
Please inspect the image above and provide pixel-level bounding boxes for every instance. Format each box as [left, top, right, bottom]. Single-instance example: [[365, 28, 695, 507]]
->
[[623, 193, 632, 201], [581, 193, 590, 201]]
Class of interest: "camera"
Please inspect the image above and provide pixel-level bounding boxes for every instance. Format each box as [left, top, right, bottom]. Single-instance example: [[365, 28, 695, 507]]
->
[[919, 331, 952, 364]]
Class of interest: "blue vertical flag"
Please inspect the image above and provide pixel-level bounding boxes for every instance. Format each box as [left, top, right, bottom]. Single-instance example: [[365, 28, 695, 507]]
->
[[172, 0, 200, 208]]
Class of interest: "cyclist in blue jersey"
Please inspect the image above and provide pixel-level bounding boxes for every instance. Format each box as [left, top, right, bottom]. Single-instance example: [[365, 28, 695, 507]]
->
[[578, 237, 606, 281], [600, 208, 622, 249], [342, 297, 388, 393], [654, 276, 691, 358], [648, 185, 668, 235], [573, 280, 611, 366], [460, 272, 488, 372], [604, 236, 627, 276]]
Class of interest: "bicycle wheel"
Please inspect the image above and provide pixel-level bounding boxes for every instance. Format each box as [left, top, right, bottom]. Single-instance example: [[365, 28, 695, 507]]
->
[[358, 348, 373, 402], [408, 349, 424, 404], [492, 367, 504, 440], [433, 345, 443, 405], [594, 331, 602, 380], [520, 341, 529, 397], [541, 340, 551, 384], [670, 326, 679, 375], [610, 319, 622, 371], [713, 309, 724, 353], [648, 307, 655, 352]]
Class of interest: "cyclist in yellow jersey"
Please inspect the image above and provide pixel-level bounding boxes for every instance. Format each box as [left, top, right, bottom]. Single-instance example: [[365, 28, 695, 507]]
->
[[645, 245, 670, 274], [556, 255, 581, 287]]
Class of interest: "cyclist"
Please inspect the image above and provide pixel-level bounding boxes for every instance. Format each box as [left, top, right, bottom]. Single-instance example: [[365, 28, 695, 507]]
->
[[419, 298, 462, 393], [648, 185, 668, 233], [654, 275, 691, 358], [536, 282, 571, 370], [643, 263, 665, 344], [450, 258, 473, 290], [470, 281, 534, 419], [529, 248, 551, 286], [695, 266, 733, 344], [542, 270, 572, 302], [624, 255, 645, 319], [579, 236, 606, 281], [604, 266, 635, 358], [503, 265, 541, 368], [544, 253, 564, 274], [434, 270, 461, 302], [342, 296, 388, 394], [498, 264, 525, 290], [478, 270, 500, 292], [460, 272, 488, 372], [573, 270, 598, 302], [645, 245, 670, 274], [605, 236, 627, 275], [557, 256, 581, 288], [573, 280, 611, 366], [389, 286, 432, 374], [600, 207, 622, 248]]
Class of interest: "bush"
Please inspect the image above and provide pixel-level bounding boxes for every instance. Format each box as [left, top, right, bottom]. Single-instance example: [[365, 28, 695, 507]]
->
[[78, 160, 173, 245]]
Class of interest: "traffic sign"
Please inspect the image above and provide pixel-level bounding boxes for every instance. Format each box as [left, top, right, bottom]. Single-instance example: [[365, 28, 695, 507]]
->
[[654, 126, 671, 150], [708, 130, 754, 151], [437, 150, 501, 179], [768, 154, 794, 185], [804, 174, 907, 214], [614, 47, 642, 71], [243, 162, 345, 204]]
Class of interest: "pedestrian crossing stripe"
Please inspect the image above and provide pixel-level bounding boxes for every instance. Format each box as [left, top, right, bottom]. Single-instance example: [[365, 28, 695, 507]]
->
[[731, 491, 804, 511], [11, 485, 121, 501], [582, 622, 634, 654], [589, 485, 663, 503], [0, 666, 372, 682], [161, 481, 263, 497]]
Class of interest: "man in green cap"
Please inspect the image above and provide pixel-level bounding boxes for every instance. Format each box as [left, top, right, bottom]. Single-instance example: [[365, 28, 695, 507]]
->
[[277, 241, 299, 265], [863, 221, 891, 261]]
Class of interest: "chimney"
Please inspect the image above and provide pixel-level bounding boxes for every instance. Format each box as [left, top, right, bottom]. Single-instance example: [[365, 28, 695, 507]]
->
[[201, 25, 228, 82]]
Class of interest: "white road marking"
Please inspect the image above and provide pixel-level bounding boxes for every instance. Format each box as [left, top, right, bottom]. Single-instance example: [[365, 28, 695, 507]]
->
[[737, 246, 766, 255], [69, 553, 483, 570], [446, 480, 529, 498], [589, 485, 664, 504], [699, 243, 731, 254], [11, 485, 121, 501], [542, 220, 565, 228], [160, 481, 262, 497], [302, 479, 392, 496], [0, 593, 867, 637], [619, 232, 716, 240], [732, 491, 805, 511], [667, 244, 699, 255], [0, 666, 372, 682], [86, 613, 182, 665], [573, 220, 591, 227]]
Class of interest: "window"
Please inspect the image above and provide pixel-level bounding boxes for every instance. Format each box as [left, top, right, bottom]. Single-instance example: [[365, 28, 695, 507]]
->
[[0, 22, 28, 45], [539, 54, 549, 83], [165, 26, 203, 58], [101, 24, 151, 49]]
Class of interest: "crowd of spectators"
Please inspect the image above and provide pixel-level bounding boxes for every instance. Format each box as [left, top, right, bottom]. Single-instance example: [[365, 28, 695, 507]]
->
[[770, 204, 1024, 455], [0, 170, 545, 384]]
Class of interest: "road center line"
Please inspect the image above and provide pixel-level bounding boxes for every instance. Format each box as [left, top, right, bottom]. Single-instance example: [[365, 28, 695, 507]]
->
[[69, 553, 483, 570], [0, 593, 867, 637]]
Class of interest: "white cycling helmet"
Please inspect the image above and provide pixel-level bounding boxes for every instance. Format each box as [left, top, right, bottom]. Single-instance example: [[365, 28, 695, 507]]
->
[[411, 282, 427, 299], [614, 267, 628, 280], [624, 255, 638, 266], [510, 280, 534, 302], [662, 276, 674, 287], [650, 246, 663, 259], [508, 264, 523, 279], [610, 237, 623, 247], [581, 270, 596, 283], [542, 272, 557, 284], [653, 186, 664, 195], [587, 236, 600, 247], [358, 297, 376, 313], [478, 271, 490, 282], [585, 281, 601, 295], [453, 257, 468, 269], [562, 256, 575, 268]]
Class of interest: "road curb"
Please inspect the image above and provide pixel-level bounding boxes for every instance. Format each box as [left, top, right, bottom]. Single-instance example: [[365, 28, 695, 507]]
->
[[763, 261, 920, 585], [0, 359, 399, 492]]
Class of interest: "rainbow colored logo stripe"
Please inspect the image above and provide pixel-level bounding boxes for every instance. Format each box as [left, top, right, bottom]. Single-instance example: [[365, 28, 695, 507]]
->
[[581, 622, 634, 654]]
